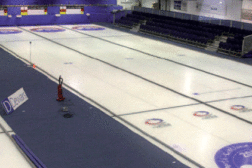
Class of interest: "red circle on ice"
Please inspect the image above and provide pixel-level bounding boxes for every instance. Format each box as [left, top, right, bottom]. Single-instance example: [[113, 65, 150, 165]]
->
[[231, 105, 245, 110], [72, 25, 105, 31], [30, 27, 65, 32], [145, 118, 163, 125], [0, 29, 22, 34], [193, 111, 209, 117]]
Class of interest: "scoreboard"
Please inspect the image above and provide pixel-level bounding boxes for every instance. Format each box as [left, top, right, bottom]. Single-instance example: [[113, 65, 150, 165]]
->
[[21, 6, 47, 15]]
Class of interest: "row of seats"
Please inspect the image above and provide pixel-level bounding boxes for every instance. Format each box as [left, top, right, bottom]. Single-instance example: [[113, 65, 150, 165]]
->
[[218, 34, 244, 55], [132, 11, 252, 36], [126, 14, 145, 20], [146, 21, 216, 41], [218, 42, 242, 57], [140, 24, 208, 46], [128, 12, 222, 44], [115, 19, 135, 28], [121, 17, 140, 24], [151, 18, 223, 36], [227, 37, 243, 45], [115, 15, 141, 28]]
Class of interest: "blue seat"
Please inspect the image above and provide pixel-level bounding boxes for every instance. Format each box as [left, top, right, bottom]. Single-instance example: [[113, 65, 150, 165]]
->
[[219, 42, 224, 49]]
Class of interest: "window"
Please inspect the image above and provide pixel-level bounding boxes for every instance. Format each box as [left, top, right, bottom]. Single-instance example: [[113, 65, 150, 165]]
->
[[174, 0, 182, 10]]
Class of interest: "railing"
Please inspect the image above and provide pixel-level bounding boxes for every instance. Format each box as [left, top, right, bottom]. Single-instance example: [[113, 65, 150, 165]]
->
[[242, 34, 252, 55], [134, 6, 252, 31]]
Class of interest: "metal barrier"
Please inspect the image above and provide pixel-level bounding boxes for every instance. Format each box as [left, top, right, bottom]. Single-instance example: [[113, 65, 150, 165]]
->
[[242, 34, 252, 55]]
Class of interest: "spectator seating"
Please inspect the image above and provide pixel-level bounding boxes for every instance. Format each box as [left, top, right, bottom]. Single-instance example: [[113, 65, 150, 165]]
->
[[115, 19, 135, 28], [115, 15, 142, 28], [116, 11, 252, 56], [217, 29, 252, 57], [141, 19, 213, 47], [140, 24, 208, 47], [218, 36, 243, 57]]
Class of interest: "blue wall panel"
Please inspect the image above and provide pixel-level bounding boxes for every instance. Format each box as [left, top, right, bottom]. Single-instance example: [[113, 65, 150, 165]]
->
[[153, 10, 159, 15], [91, 13, 110, 23], [0, 0, 116, 5], [243, 23, 252, 31], [47, 6, 59, 15], [183, 14, 191, 20], [175, 12, 183, 19], [0, 5, 122, 26], [210, 19, 221, 25], [0, 17, 11, 26], [221, 20, 231, 27], [160, 10, 167, 16], [8, 7, 21, 15], [168, 12, 174, 17], [85, 6, 108, 13], [115, 11, 127, 21], [191, 15, 199, 21], [145, 8, 152, 14], [232, 21, 242, 29]]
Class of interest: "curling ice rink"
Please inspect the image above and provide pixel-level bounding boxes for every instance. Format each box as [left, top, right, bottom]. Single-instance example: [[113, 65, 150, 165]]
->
[[1, 24, 252, 168]]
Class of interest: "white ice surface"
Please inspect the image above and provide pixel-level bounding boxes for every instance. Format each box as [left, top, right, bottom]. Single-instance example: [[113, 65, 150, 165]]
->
[[1, 24, 252, 167]]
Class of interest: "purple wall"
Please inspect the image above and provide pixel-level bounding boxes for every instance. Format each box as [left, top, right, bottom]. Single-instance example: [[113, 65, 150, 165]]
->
[[0, 0, 117, 5], [0, 4, 124, 26]]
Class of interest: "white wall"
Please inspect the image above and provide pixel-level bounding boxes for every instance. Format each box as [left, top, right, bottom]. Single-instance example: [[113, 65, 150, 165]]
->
[[241, 0, 252, 23], [226, 0, 242, 21], [117, 0, 139, 10], [142, 0, 158, 8], [242, 0, 252, 9], [168, 0, 242, 21], [160, 0, 166, 10]]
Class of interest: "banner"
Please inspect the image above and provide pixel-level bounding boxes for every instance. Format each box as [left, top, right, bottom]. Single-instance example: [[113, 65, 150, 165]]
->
[[197, 0, 226, 16], [21, 7, 28, 15], [60, 6, 66, 15], [242, 9, 252, 21], [60, 6, 84, 15], [0, 8, 7, 16], [1, 88, 28, 115], [28, 6, 47, 15]]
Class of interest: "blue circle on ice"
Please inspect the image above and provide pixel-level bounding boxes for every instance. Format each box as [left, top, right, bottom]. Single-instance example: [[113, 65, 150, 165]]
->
[[231, 105, 245, 111], [215, 142, 252, 168], [0, 29, 22, 34], [145, 118, 163, 125], [30, 27, 65, 32], [72, 25, 105, 31]]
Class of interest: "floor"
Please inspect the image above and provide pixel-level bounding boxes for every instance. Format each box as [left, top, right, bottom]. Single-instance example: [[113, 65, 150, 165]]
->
[[1, 24, 252, 168]]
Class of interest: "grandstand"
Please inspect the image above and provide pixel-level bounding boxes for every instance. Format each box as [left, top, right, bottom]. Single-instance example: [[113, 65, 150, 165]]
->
[[115, 2, 252, 58]]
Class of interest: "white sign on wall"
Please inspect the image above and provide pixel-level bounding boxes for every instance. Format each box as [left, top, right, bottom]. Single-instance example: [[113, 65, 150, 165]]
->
[[199, 0, 226, 16]]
